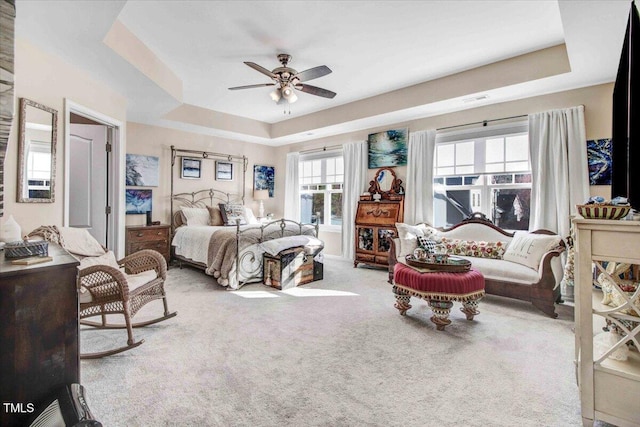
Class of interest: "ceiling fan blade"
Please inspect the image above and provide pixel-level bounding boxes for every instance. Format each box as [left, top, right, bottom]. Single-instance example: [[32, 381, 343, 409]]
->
[[294, 65, 332, 82], [244, 62, 277, 79], [296, 83, 336, 99], [228, 83, 275, 90]]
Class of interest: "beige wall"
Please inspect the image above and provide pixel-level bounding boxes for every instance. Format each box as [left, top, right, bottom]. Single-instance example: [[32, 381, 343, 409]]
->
[[125, 123, 280, 227], [3, 38, 127, 235], [278, 83, 615, 255]]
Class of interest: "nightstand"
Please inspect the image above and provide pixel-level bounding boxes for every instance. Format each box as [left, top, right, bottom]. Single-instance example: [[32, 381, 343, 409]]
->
[[125, 224, 171, 264]]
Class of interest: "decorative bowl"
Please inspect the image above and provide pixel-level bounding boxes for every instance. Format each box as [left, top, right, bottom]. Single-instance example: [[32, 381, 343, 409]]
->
[[576, 204, 631, 220]]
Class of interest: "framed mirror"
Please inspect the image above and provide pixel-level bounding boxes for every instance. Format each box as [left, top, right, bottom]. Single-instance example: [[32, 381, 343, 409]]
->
[[17, 98, 58, 203], [368, 167, 404, 199]]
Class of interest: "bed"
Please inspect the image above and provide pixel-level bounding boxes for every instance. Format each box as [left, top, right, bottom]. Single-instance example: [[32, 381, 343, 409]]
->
[[170, 188, 321, 289]]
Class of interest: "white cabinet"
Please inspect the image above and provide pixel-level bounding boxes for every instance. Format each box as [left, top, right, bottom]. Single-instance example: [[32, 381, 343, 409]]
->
[[574, 218, 640, 427]]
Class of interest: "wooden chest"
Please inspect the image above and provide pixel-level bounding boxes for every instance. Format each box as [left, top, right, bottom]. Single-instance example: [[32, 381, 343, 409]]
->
[[263, 247, 323, 290], [125, 224, 171, 264]]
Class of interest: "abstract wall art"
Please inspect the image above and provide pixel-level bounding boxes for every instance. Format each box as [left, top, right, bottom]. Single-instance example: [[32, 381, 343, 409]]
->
[[181, 157, 202, 179], [367, 128, 408, 169], [254, 165, 275, 197], [126, 154, 159, 186], [125, 189, 152, 214], [587, 138, 612, 185]]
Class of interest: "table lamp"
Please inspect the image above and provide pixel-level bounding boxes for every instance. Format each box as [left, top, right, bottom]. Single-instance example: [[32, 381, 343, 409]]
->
[[254, 189, 269, 218]]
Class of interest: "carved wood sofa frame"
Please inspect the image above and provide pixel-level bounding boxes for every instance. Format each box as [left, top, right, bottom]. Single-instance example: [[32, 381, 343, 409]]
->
[[388, 215, 566, 318]]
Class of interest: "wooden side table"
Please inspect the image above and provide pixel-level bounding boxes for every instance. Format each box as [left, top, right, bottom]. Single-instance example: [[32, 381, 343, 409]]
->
[[125, 224, 171, 264]]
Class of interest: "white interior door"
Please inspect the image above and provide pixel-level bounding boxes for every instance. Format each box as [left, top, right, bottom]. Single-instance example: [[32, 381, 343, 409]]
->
[[69, 123, 109, 247]]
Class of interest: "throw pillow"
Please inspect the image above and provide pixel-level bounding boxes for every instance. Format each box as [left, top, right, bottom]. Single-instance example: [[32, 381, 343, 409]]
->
[[503, 231, 561, 270], [206, 206, 224, 226], [243, 207, 259, 225], [416, 235, 438, 254], [395, 223, 439, 258], [219, 203, 247, 226], [439, 238, 507, 259], [181, 207, 210, 226]]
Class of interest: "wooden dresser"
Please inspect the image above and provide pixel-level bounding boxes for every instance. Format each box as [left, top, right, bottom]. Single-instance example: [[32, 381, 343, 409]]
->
[[354, 167, 405, 269], [126, 224, 171, 263], [0, 243, 80, 427]]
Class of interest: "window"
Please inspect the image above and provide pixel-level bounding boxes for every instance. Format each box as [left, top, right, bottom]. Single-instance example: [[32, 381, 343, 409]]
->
[[299, 155, 343, 227], [433, 123, 531, 230]]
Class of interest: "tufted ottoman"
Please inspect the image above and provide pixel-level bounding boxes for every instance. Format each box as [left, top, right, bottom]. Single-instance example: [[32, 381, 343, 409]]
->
[[392, 262, 485, 331]]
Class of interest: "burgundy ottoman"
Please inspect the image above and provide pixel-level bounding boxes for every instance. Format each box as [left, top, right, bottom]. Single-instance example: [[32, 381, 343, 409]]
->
[[393, 262, 485, 331]]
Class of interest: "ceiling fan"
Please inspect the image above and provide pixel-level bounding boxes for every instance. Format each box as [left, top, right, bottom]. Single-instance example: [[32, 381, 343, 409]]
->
[[228, 54, 336, 104]]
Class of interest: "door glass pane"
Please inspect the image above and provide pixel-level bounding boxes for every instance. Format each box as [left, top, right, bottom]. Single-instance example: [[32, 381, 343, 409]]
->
[[358, 227, 374, 251], [377, 228, 396, 252], [331, 193, 343, 225], [491, 188, 531, 230], [300, 193, 325, 224]]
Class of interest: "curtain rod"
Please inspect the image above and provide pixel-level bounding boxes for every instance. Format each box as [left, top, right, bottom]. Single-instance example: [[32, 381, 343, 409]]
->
[[299, 144, 343, 154], [170, 145, 247, 166], [436, 114, 528, 132]]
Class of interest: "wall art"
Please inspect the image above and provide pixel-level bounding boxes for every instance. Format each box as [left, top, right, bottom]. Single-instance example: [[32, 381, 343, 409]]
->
[[587, 138, 612, 185], [216, 161, 233, 181], [125, 188, 152, 214], [254, 165, 274, 197], [181, 157, 202, 179], [368, 128, 408, 169], [126, 154, 159, 186]]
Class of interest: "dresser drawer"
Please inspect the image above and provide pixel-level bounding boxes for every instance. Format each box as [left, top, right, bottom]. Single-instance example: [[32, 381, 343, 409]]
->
[[129, 240, 168, 253], [127, 227, 169, 242]]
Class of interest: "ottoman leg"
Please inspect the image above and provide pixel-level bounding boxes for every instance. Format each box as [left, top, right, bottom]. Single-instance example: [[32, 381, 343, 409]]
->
[[460, 298, 481, 321], [429, 300, 453, 331], [393, 285, 412, 315]]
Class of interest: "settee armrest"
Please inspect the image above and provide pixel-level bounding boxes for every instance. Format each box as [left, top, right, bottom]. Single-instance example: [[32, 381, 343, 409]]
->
[[534, 244, 565, 290], [387, 236, 399, 284]]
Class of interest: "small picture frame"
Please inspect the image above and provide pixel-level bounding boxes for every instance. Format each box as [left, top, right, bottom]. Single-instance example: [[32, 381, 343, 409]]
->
[[181, 157, 201, 179], [216, 161, 233, 181]]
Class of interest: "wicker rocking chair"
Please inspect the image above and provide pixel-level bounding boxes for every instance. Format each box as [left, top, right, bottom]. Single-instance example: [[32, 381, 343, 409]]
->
[[28, 226, 177, 358]]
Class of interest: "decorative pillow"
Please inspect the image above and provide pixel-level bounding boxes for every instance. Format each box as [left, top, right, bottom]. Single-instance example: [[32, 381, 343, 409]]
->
[[58, 227, 106, 257], [181, 207, 210, 226], [243, 207, 259, 225], [439, 237, 507, 260], [206, 206, 224, 226], [503, 231, 561, 270], [395, 223, 439, 258], [417, 235, 438, 254], [219, 203, 247, 226]]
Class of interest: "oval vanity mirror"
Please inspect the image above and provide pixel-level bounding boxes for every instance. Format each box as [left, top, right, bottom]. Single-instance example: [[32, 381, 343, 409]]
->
[[17, 98, 57, 203], [368, 167, 403, 199]]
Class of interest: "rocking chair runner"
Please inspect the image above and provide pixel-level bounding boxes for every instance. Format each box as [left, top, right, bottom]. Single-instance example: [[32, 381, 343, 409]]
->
[[28, 226, 177, 358]]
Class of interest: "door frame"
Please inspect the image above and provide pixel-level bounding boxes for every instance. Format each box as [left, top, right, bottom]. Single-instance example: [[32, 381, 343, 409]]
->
[[63, 99, 125, 258]]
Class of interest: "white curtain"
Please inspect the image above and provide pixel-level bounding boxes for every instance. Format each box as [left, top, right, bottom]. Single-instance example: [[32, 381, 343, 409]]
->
[[529, 106, 589, 238], [284, 152, 300, 221], [405, 129, 437, 225], [341, 141, 367, 260]]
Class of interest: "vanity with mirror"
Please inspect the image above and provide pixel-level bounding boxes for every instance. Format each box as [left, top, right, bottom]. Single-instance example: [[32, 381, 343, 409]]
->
[[17, 98, 58, 203], [354, 167, 404, 269]]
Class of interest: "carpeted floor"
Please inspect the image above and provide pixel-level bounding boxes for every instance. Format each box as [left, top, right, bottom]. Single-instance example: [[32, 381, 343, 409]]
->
[[81, 257, 586, 426]]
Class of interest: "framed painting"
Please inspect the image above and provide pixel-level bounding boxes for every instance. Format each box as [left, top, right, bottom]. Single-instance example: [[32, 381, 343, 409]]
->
[[181, 157, 202, 179], [125, 189, 152, 214], [587, 138, 612, 185], [254, 165, 275, 197], [216, 161, 233, 181], [367, 128, 408, 169], [126, 154, 159, 186]]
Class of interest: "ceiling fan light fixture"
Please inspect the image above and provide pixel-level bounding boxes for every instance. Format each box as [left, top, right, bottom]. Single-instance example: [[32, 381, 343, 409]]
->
[[282, 85, 297, 103], [270, 89, 281, 102]]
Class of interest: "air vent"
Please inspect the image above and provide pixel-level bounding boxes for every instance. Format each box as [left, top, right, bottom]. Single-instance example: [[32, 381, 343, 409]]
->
[[463, 94, 489, 103]]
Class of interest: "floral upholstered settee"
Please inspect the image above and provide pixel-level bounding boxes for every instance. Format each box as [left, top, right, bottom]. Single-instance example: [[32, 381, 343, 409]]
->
[[388, 215, 566, 318]]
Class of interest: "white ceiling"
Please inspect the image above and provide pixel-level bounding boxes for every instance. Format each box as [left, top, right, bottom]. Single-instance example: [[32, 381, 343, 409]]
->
[[15, 0, 632, 145]]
